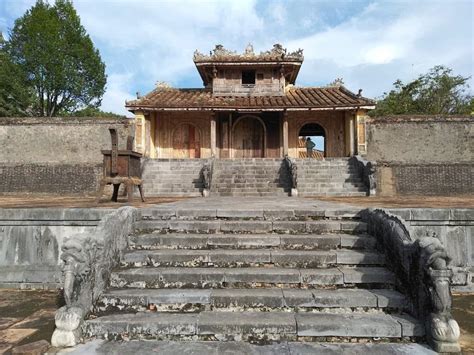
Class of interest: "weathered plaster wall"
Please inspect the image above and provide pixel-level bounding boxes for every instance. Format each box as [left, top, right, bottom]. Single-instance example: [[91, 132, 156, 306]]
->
[[0, 208, 111, 288], [287, 111, 346, 158], [366, 116, 473, 196], [0, 117, 131, 194], [366, 116, 472, 163]]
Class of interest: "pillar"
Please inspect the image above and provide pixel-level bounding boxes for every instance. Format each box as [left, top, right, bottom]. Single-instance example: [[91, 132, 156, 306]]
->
[[134, 110, 146, 154], [210, 112, 217, 157], [283, 111, 289, 156], [349, 114, 355, 156]]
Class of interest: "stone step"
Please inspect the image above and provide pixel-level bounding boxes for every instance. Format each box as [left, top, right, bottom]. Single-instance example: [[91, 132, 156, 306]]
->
[[129, 233, 376, 250], [84, 311, 423, 340], [110, 266, 396, 289], [121, 249, 385, 268], [298, 191, 368, 196], [98, 288, 408, 312], [70, 340, 437, 354], [134, 220, 367, 234], [138, 208, 361, 220], [215, 192, 290, 197]]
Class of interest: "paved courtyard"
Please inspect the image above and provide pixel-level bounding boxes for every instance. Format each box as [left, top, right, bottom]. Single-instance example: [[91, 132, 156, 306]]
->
[[0, 194, 473, 209]]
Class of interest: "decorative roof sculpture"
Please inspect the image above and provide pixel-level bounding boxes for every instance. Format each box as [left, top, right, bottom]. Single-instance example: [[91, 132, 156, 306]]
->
[[193, 43, 304, 63]]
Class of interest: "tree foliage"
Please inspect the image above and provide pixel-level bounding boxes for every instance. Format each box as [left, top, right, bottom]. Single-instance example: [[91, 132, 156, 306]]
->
[[371, 66, 473, 116], [65, 106, 127, 119], [0, 33, 34, 116], [4, 0, 106, 117]]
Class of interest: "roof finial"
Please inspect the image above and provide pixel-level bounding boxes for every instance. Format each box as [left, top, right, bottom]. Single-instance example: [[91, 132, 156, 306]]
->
[[357, 89, 362, 97], [328, 78, 344, 87], [245, 43, 254, 55]]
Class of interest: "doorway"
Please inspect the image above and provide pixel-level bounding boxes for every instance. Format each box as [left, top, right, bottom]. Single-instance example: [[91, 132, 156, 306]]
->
[[232, 116, 265, 158], [298, 123, 326, 159], [172, 124, 201, 158]]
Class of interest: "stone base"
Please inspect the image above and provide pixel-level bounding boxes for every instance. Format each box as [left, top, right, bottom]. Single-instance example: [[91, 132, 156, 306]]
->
[[51, 328, 81, 348], [51, 306, 84, 348], [428, 338, 461, 353]]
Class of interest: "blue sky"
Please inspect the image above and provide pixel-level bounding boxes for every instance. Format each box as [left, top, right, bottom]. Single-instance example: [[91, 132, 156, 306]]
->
[[1, 0, 473, 116]]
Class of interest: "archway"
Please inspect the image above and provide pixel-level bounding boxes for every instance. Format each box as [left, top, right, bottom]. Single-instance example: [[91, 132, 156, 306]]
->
[[298, 123, 326, 159], [172, 123, 201, 158], [232, 115, 265, 158]]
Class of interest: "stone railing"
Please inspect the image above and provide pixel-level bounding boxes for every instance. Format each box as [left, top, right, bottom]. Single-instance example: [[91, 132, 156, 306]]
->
[[361, 208, 460, 353], [283, 156, 298, 197], [51, 206, 137, 347], [350, 155, 376, 196], [201, 157, 214, 197]]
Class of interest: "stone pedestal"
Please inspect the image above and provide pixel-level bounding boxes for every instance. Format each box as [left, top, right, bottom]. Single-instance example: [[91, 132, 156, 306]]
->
[[51, 306, 84, 348]]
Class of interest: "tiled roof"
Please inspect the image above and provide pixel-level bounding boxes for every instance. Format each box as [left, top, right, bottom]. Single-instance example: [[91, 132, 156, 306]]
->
[[126, 86, 375, 111]]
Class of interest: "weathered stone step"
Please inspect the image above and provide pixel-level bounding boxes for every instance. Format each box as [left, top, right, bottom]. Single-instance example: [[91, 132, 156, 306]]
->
[[299, 192, 368, 197], [129, 233, 376, 250], [98, 288, 407, 312], [138, 208, 361, 220], [121, 249, 385, 267], [84, 311, 423, 340], [110, 266, 396, 289], [71, 340, 437, 354], [134, 220, 367, 234]]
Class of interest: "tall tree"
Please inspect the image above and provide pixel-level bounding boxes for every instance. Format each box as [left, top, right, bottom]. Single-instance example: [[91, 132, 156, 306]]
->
[[0, 33, 33, 116], [371, 66, 472, 116], [6, 0, 106, 117]]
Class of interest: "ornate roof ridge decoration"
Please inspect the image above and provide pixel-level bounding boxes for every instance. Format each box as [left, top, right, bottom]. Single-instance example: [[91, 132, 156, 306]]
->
[[193, 43, 304, 62], [155, 81, 176, 91], [327, 78, 345, 87]]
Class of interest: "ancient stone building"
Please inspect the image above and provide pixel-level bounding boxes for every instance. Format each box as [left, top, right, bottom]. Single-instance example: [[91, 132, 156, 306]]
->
[[126, 44, 375, 160]]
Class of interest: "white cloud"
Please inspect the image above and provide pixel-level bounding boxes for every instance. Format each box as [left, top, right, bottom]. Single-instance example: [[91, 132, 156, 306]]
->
[[289, 1, 473, 97], [101, 73, 135, 117]]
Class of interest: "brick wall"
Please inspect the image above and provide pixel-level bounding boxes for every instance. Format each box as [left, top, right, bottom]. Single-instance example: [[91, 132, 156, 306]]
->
[[0, 164, 102, 194], [393, 164, 472, 195]]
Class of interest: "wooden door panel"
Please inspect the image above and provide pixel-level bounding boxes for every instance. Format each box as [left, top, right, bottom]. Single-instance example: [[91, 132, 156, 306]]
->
[[233, 117, 264, 158], [172, 124, 200, 159]]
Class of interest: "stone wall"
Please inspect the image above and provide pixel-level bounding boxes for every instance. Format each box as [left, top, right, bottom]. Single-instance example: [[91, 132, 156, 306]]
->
[[0, 208, 111, 288], [0, 117, 132, 194], [388, 208, 473, 286], [366, 116, 473, 196]]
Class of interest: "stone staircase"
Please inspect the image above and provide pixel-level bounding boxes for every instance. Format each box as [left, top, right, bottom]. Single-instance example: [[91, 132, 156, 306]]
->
[[211, 158, 291, 196], [296, 158, 367, 196], [84, 208, 424, 346], [141, 159, 206, 197]]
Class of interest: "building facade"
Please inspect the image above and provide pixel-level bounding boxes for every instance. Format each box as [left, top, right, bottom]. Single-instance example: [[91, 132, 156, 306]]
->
[[126, 44, 375, 159]]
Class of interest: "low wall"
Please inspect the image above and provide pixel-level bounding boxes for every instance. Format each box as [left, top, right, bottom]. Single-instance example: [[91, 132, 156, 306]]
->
[[0, 117, 132, 195], [0, 208, 112, 288], [387, 208, 473, 285], [366, 116, 473, 196]]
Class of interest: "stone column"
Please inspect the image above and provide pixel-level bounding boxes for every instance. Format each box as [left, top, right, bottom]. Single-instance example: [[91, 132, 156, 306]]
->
[[283, 111, 289, 156], [210, 112, 217, 157]]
